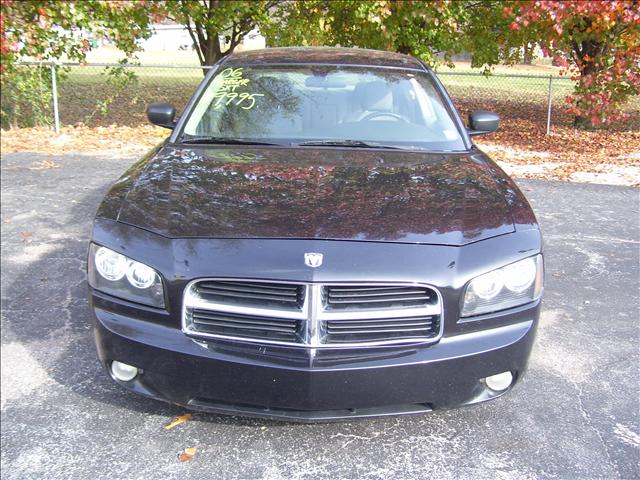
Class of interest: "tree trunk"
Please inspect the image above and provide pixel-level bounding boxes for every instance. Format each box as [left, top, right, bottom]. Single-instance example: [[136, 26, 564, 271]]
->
[[522, 44, 533, 65], [572, 40, 602, 129]]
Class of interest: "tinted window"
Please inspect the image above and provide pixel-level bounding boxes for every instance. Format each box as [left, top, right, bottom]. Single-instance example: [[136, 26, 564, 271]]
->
[[183, 65, 464, 151]]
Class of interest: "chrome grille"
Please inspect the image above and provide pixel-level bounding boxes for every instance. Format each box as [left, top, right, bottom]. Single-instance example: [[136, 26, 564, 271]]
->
[[183, 280, 442, 348]]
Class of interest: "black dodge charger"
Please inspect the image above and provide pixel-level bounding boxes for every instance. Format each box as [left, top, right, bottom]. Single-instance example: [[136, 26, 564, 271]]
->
[[88, 47, 544, 421]]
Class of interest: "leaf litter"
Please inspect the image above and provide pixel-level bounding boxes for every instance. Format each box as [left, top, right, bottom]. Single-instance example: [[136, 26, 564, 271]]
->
[[1, 123, 638, 185]]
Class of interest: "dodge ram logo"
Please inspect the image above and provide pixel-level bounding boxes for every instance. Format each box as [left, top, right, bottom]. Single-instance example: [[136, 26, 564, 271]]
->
[[304, 252, 323, 268]]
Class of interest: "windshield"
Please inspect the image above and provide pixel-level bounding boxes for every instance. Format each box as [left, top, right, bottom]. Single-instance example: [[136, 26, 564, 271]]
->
[[182, 65, 465, 151]]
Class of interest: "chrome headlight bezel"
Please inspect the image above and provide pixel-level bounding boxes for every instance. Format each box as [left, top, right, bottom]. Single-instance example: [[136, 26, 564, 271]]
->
[[461, 254, 543, 317], [88, 244, 165, 308]]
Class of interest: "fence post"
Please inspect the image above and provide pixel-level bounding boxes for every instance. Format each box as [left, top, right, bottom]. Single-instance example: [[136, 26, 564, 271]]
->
[[50, 61, 60, 134], [546, 75, 553, 135]]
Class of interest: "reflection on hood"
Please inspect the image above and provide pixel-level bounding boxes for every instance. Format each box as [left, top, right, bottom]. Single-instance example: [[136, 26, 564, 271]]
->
[[98, 146, 519, 245]]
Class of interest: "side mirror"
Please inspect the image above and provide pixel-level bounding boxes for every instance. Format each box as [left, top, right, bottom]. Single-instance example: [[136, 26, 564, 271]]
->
[[147, 102, 176, 129], [468, 111, 499, 136]]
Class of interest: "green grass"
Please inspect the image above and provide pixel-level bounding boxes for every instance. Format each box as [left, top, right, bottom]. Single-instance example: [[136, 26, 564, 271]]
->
[[10, 60, 638, 128], [439, 72, 575, 103]]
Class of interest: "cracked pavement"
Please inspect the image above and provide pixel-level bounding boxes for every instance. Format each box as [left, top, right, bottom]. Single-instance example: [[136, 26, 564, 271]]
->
[[1, 151, 639, 479]]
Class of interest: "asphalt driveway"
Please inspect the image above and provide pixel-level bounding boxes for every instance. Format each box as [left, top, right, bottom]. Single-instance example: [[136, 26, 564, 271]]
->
[[1, 151, 639, 479]]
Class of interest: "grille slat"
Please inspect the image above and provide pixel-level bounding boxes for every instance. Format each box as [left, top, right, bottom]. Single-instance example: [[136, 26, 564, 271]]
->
[[189, 308, 300, 340], [326, 334, 437, 344], [192, 312, 298, 331], [327, 295, 430, 304], [212, 281, 299, 291], [196, 280, 305, 310], [328, 288, 430, 298], [328, 320, 433, 330], [325, 285, 433, 310], [328, 326, 430, 334], [325, 314, 438, 342], [198, 290, 299, 303], [199, 284, 299, 297], [193, 320, 295, 333], [326, 286, 410, 292]]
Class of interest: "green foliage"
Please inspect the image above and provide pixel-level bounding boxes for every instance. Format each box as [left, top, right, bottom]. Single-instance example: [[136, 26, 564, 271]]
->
[[2, 0, 637, 130], [266, 0, 640, 127], [88, 62, 140, 121], [1, 0, 157, 126], [1, 0, 157, 73], [1, 0, 280, 70], [265, 1, 509, 68], [0, 65, 53, 129], [161, 0, 278, 66]]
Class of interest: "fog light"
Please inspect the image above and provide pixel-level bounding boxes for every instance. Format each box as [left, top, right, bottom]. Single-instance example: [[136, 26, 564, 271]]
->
[[111, 361, 139, 382], [484, 371, 513, 391]]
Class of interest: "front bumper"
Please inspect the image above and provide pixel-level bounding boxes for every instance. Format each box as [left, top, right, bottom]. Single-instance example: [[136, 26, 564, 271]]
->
[[92, 295, 540, 422]]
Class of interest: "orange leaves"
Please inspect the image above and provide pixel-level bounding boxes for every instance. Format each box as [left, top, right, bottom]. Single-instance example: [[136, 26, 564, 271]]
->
[[178, 447, 197, 462], [20, 231, 33, 244], [502, 1, 640, 125], [164, 413, 192, 430], [0, 125, 167, 155], [29, 159, 59, 170], [161, 414, 197, 462]]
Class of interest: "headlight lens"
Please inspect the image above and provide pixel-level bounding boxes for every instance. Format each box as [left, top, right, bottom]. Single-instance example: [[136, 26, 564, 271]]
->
[[470, 270, 504, 299], [126, 261, 157, 289], [94, 247, 128, 281], [503, 257, 537, 292], [462, 255, 543, 317], [88, 244, 165, 308]]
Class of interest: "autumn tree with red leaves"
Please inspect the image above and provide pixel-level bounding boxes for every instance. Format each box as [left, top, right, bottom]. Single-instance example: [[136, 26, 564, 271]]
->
[[0, 0, 160, 73], [267, 0, 640, 129], [504, 1, 640, 128]]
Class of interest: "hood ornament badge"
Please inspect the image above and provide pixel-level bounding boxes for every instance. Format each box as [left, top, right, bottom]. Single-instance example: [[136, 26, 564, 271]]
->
[[304, 252, 323, 268]]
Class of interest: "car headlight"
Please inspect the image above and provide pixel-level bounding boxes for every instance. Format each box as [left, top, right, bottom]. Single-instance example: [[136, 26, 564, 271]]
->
[[88, 244, 165, 308], [461, 255, 543, 317]]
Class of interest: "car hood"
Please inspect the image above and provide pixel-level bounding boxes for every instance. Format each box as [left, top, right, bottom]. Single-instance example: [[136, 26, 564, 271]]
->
[[98, 145, 516, 245]]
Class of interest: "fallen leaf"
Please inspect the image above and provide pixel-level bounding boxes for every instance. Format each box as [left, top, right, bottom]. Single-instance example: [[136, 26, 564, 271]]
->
[[164, 413, 193, 430], [0, 125, 167, 155], [29, 159, 60, 170], [1, 111, 638, 183], [20, 231, 33, 244], [178, 447, 197, 462]]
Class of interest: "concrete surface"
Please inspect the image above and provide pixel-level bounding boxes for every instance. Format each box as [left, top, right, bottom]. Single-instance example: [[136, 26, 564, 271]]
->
[[1, 151, 639, 480]]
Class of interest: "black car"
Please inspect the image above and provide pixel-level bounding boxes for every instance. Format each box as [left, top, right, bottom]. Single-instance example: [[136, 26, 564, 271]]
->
[[88, 47, 543, 422]]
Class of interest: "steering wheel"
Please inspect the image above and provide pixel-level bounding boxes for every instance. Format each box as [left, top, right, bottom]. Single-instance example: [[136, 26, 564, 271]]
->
[[361, 111, 409, 123]]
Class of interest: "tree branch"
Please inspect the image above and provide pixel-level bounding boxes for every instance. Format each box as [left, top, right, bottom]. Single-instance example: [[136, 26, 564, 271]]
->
[[184, 21, 204, 65]]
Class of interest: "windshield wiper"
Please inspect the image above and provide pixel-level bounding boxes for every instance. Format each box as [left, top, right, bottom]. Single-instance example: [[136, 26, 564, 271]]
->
[[181, 136, 283, 146], [296, 139, 404, 149]]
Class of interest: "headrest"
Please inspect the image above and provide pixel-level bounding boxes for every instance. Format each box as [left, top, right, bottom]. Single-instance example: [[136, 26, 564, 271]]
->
[[352, 81, 393, 111], [304, 76, 347, 88]]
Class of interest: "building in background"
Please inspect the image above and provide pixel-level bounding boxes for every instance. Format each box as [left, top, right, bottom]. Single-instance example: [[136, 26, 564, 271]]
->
[[139, 24, 265, 52]]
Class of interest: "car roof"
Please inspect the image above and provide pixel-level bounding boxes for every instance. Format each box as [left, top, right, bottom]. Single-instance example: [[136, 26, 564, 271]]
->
[[223, 47, 425, 70]]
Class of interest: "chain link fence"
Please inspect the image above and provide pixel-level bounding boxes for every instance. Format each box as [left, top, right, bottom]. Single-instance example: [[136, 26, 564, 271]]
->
[[3, 62, 639, 133]]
